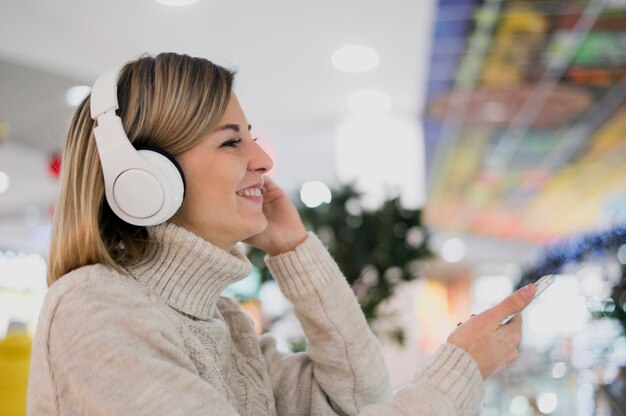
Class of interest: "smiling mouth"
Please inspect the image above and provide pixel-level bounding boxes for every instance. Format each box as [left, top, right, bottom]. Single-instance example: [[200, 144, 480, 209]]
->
[[236, 188, 262, 197]]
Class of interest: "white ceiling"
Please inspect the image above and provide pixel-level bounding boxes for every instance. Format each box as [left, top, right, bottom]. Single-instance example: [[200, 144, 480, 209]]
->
[[0, 1, 434, 163]]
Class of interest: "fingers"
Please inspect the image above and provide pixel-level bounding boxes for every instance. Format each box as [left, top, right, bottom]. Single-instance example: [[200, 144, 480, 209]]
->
[[456, 313, 477, 327], [262, 174, 273, 185], [259, 175, 287, 203], [501, 316, 523, 363], [506, 313, 523, 332], [499, 312, 523, 337], [505, 333, 522, 364], [261, 175, 277, 192], [492, 284, 536, 321]]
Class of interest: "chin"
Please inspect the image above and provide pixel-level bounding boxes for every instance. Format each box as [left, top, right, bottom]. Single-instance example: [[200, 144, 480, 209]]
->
[[242, 218, 268, 240]]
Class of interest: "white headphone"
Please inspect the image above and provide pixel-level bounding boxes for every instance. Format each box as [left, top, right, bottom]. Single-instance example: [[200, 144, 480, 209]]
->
[[90, 66, 186, 226]]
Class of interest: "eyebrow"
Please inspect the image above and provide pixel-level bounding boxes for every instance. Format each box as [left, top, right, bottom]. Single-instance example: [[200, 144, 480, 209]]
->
[[214, 123, 252, 133]]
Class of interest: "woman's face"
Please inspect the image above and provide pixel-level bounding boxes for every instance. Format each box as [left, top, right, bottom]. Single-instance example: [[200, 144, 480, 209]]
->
[[171, 94, 273, 250]]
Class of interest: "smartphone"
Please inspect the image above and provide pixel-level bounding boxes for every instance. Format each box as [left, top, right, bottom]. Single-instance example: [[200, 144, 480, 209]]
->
[[500, 275, 556, 325]]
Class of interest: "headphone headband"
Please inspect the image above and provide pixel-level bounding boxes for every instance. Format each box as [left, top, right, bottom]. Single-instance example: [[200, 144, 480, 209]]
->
[[90, 66, 122, 119]]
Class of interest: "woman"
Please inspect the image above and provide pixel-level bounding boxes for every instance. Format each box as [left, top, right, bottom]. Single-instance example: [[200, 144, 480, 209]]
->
[[27, 53, 536, 415]]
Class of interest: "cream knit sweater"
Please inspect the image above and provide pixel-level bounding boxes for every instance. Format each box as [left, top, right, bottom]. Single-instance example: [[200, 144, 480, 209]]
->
[[27, 223, 484, 415]]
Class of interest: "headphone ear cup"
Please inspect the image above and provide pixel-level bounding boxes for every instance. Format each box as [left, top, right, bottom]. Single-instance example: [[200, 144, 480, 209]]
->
[[134, 145, 186, 195], [134, 147, 185, 225]]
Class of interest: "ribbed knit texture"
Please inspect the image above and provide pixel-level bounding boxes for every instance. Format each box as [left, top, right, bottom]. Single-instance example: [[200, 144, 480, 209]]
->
[[128, 223, 252, 320], [265, 232, 341, 300], [28, 224, 485, 415], [420, 344, 485, 414]]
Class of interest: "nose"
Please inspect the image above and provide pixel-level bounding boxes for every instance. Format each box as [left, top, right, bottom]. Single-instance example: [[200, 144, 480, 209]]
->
[[248, 139, 273, 173]]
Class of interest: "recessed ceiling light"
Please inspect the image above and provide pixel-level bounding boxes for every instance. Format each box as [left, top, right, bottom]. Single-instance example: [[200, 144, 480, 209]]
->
[[347, 89, 391, 115], [0, 171, 10, 194], [155, 0, 198, 5], [65, 86, 91, 108], [331, 45, 379, 72]]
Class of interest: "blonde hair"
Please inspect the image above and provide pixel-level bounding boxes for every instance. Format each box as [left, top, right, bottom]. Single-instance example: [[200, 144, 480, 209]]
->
[[48, 53, 235, 285]]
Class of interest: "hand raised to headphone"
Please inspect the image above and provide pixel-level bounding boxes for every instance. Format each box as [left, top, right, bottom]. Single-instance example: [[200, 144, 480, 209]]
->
[[243, 176, 308, 256]]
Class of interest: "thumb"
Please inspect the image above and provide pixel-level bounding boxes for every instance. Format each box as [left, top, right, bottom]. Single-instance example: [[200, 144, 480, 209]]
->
[[493, 284, 537, 319], [260, 176, 285, 201]]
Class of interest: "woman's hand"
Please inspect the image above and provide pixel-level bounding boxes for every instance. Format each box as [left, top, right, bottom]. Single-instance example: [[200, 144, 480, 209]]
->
[[447, 284, 537, 379], [244, 176, 308, 256]]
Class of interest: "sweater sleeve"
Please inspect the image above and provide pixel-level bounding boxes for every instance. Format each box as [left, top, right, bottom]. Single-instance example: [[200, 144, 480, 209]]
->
[[263, 233, 485, 416], [28, 267, 239, 416], [357, 343, 485, 416]]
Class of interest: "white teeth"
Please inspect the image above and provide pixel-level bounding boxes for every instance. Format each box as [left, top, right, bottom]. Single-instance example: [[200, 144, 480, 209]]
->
[[237, 188, 262, 197]]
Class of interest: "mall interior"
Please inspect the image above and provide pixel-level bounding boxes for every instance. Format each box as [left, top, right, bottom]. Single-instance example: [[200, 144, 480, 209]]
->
[[1, 0, 626, 415]]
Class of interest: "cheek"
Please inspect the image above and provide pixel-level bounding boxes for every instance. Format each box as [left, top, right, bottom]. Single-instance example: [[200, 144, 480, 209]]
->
[[180, 156, 246, 215], [187, 163, 235, 199], [179, 177, 225, 218]]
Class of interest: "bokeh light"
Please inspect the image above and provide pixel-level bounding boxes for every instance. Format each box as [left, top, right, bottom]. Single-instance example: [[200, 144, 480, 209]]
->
[[64, 85, 91, 107], [299, 181, 332, 208], [331, 45, 379, 72], [537, 392, 558, 414], [0, 171, 10, 193], [440, 238, 466, 263]]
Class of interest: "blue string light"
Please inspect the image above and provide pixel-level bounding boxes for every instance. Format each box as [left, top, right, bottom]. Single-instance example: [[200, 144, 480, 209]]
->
[[517, 224, 626, 287]]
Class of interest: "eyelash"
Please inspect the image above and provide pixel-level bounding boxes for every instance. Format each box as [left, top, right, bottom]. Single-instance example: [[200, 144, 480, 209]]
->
[[220, 137, 258, 148], [221, 138, 242, 148]]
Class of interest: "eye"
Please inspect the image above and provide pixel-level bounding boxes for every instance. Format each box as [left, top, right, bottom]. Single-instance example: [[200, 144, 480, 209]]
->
[[220, 138, 242, 148]]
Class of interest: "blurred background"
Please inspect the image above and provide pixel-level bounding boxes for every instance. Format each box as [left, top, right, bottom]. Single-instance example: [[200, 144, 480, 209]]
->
[[1, 0, 626, 415]]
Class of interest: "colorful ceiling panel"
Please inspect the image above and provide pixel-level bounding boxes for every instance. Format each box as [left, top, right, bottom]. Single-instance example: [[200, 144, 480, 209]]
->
[[424, 0, 626, 243]]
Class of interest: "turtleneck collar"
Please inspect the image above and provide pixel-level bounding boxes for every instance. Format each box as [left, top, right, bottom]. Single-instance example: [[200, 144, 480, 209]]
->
[[126, 222, 253, 320]]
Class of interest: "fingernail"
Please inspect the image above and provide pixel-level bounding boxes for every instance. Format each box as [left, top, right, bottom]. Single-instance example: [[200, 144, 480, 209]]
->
[[520, 284, 535, 301]]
